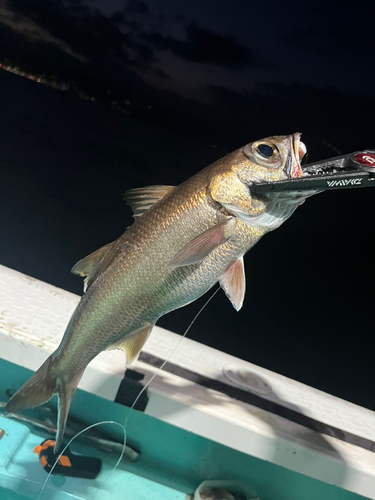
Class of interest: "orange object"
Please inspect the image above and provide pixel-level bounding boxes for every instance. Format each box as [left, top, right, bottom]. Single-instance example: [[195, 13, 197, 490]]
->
[[59, 455, 72, 467], [33, 445, 42, 455], [32, 438, 102, 478], [34, 439, 56, 455]]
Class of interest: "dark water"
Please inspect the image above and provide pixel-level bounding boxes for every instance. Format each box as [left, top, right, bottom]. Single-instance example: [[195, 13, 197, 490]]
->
[[1, 70, 374, 410]]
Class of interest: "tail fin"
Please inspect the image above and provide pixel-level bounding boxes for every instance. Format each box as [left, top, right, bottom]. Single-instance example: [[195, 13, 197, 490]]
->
[[6, 357, 56, 413], [54, 373, 82, 452], [6, 355, 82, 452]]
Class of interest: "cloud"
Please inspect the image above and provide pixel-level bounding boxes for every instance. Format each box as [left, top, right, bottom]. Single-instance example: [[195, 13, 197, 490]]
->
[[149, 66, 171, 80], [110, 0, 149, 26], [0, 1, 87, 62], [147, 23, 257, 67], [0, 0, 156, 103], [3, 0, 155, 68]]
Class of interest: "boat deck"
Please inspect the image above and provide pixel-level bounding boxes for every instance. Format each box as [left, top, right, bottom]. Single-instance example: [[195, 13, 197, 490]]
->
[[1, 264, 374, 500]]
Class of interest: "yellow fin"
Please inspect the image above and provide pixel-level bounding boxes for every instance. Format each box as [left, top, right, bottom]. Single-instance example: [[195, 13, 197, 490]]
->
[[71, 243, 112, 278], [71, 243, 113, 291], [111, 324, 154, 366], [124, 185, 175, 220]]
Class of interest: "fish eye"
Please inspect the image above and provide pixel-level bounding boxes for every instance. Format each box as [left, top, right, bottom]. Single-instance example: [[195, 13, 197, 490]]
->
[[256, 143, 275, 158], [243, 140, 280, 166]]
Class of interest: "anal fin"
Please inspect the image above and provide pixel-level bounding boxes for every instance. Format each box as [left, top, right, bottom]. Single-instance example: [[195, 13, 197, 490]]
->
[[111, 324, 154, 366], [219, 257, 246, 311]]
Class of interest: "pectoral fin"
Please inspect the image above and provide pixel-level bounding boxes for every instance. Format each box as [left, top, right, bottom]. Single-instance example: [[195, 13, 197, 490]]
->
[[219, 257, 246, 311], [169, 219, 235, 267], [111, 324, 154, 366]]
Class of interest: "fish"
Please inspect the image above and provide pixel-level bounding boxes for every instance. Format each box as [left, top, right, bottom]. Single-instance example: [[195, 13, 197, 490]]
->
[[6, 133, 310, 452]]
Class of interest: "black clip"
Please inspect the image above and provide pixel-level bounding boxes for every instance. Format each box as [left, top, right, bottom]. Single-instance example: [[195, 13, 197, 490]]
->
[[34, 439, 102, 479]]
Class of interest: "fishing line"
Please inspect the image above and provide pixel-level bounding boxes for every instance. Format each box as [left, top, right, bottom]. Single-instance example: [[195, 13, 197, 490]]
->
[[98, 285, 221, 486], [124, 285, 221, 426], [38, 286, 220, 500]]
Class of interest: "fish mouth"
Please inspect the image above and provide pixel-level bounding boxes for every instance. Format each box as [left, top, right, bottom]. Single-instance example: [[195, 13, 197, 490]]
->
[[284, 133, 305, 178]]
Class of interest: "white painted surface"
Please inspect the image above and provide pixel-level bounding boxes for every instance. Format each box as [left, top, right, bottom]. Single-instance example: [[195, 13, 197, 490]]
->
[[0, 264, 374, 498]]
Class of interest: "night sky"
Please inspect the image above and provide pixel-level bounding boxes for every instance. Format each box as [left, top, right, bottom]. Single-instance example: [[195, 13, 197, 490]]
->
[[1, 0, 375, 411]]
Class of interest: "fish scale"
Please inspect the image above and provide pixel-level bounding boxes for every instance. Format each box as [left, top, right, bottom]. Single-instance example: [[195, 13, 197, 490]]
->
[[6, 133, 310, 451]]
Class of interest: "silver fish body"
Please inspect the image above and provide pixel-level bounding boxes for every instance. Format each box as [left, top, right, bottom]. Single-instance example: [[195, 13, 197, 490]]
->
[[7, 133, 309, 450]]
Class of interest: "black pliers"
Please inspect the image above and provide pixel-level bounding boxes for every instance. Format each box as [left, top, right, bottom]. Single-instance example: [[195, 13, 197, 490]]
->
[[251, 151, 375, 195]]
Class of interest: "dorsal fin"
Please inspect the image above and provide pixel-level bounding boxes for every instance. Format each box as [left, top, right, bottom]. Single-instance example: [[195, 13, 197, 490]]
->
[[71, 243, 112, 291], [124, 185, 175, 219]]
